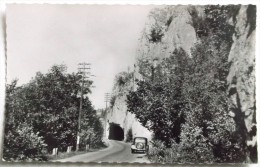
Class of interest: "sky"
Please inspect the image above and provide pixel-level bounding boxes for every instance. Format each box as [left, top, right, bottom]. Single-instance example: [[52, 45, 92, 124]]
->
[[6, 4, 155, 109]]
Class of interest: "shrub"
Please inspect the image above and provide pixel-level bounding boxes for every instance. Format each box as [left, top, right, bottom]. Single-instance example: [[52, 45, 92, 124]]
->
[[125, 128, 133, 142], [4, 65, 103, 160], [148, 139, 189, 163], [130, 5, 246, 163], [110, 95, 116, 108], [3, 123, 47, 161], [127, 48, 188, 147], [149, 28, 164, 43]]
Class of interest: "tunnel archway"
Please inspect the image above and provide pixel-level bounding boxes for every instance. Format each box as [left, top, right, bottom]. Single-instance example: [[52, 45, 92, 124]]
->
[[108, 123, 124, 141]]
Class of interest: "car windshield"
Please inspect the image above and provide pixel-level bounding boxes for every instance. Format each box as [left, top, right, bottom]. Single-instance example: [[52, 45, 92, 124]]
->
[[135, 138, 146, 143]]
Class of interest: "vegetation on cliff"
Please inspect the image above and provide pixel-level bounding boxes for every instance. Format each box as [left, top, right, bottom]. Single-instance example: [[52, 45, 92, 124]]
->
[[127, 5, 256, 163]]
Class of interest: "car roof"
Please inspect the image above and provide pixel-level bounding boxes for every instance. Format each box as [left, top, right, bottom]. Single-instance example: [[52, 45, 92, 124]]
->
[[134, 137, 147, 140]]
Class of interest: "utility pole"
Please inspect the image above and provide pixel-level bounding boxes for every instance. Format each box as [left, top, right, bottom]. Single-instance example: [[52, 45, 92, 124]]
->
[[133, 64, 136, 91], [104, 93, 111, 138], [76, 62, 91, 151], [105, 93, 111, 109]]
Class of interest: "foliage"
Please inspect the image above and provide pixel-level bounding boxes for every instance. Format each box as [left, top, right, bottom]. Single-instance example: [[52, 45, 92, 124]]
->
[[114, 72, 132, 87], [147, 7, 172, 43], [4, 80, 47, 161], [3, 121, 47, 161], [183, 36, 245, 162], [125, 128, 133, 142], [246, 5, 256, 37], [127, 48, 188, 147], [80, 110, 104, 149], [110, 95, 116, 108], [189, 5, 239, 46], [149, 28, 164, 43], [113, 71, 134, 96], [4, 64, 103, 161], [128, 5, 246, 163], [148, 137, 214, 163]]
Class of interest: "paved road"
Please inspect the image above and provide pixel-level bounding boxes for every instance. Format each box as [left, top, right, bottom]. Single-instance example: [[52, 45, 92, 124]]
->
[[55, 140, 150, 163]]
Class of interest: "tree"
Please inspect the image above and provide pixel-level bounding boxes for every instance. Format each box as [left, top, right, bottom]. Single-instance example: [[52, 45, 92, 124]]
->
[[3, 64, 104, 160], [126, 128, 133, 142], [130, 5, 245, 163], [188, 5, 239, 46], [3, 123, 47, 161], [127, 48, 188, 147], [80, 102, 104, 149], [19, 65, 84, 152], [179, 6, 245, 162], [179, 36, 245, 162], [4, 80, 47, 161]]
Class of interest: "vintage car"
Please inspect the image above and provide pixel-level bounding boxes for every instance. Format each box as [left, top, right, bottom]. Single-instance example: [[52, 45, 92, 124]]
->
[[131, 137, 149, 154]]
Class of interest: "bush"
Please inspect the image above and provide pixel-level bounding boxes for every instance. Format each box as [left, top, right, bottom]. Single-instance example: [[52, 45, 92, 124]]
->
[[149, 133, 215, 163], [125, 128, 133, 142], [127, 48, 188, 147], [4, 65, 103, 160], [148, 140, 188, 163], [130, 5, 247, 163], [3, 123, 47, 161], [110, 95, 116, 108]]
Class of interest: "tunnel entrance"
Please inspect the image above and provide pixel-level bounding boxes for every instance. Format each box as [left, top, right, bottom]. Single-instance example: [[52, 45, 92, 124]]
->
[[108, 122, 124, 141]]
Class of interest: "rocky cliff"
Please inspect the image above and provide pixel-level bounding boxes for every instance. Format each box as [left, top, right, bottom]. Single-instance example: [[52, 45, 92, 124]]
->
[[137, 6, 199, 60], [227, 5, 257, 162], [107, 5, 256, 162], [105, 72, 152, 140], [106, 6, 200, 141]]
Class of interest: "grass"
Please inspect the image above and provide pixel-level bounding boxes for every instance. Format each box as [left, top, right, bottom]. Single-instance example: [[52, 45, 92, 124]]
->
[[46, 145, 107, 161]]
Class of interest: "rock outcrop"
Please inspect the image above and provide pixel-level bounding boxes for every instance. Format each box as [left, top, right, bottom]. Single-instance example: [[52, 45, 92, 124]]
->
[[106, 5, 257, 162], [137, 5, 199, 61], [105, 72, 152, 140], [106, 6, 200, 142], [227, 5, 257, 162]]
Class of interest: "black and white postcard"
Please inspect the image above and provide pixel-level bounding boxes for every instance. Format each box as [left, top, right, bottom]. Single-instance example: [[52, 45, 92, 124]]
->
[[0, 0, 258, 165]]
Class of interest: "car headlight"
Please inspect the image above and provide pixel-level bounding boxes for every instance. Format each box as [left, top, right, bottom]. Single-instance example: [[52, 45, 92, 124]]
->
[[136, 142, 144, 149], [131, 145, 136, 149]]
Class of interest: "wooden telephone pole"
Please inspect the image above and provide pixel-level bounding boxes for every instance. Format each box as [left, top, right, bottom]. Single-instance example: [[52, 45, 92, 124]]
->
[[104, 93, 111, 138], [76, 62, 91, 151]]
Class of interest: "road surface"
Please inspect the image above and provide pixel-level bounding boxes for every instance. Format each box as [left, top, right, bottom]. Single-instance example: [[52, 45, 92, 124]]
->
[[55, 140, 150, 163]]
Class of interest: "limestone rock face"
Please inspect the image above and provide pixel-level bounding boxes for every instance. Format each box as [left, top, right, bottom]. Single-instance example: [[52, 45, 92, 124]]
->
[[106, 6, 200, 142], [227, 5, 256, 162], [106, 94, 152, 141], [105, 72, 152, 141], [137, 5, 199, 61], [106, 7, 257, 162]]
